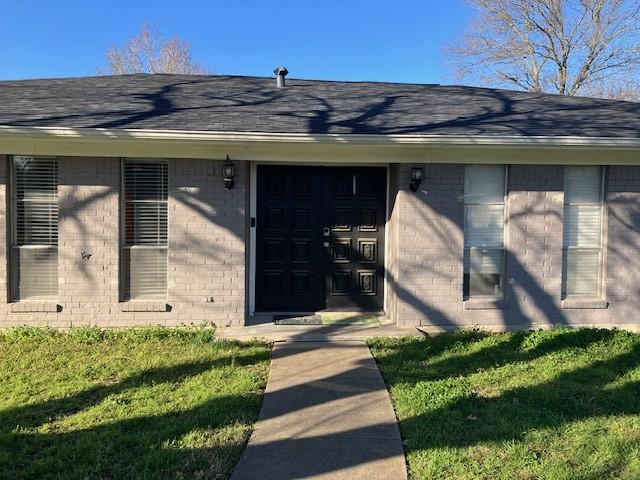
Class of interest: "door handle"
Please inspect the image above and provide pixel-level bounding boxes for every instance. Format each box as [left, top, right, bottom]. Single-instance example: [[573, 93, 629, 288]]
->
[[323, 227, 331, 237]]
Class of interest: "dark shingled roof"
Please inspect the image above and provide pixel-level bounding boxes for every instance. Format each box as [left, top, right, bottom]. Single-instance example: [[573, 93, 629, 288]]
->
[[0, 73, 639, 137]]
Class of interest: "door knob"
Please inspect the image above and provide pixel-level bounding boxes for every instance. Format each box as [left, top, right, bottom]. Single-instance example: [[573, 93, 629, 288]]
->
[[323, 241, 330, 247]]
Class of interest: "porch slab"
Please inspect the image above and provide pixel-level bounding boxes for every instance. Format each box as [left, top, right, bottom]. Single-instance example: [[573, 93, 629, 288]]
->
[[216, 320, 424, 342], [230, 341, 408, 480]]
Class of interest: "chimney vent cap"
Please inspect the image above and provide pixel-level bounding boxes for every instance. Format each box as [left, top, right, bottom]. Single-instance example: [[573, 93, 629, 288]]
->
[[274, 66, 288, 87]]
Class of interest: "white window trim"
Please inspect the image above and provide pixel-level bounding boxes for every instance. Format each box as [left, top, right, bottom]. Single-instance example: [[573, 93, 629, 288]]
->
[[119, 158, 169, 302], [463, 165, 508, 300], [561, 166, 606, 299], [9, 155, 59, 302]]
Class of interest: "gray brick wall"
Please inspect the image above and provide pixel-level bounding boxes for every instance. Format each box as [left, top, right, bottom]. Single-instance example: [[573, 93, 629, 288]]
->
[[388, 164, 468, 327], [503, 165, 565, 329], [1, 155, 638, 331], [604, 166, 640, 330], [0, 156, 246, 328], [389, 163, 640, 332], [168, 158, 246, 326], [385, 165, 400, 319]]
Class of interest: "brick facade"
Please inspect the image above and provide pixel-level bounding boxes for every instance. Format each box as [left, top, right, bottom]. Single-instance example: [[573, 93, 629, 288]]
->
[[1, 155, 639, 331], [387, 163, 640, 332], [0, 156, 246, 328]]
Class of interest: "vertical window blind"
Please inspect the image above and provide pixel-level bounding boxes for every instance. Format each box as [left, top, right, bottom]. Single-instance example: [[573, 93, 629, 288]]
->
[[122, 160, 168, 300], [11, 156, 58, 300], [562, 166, 603, 297], [463, 165, 506, 298]]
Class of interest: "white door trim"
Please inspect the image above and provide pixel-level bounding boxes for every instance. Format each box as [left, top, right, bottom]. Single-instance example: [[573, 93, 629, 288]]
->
[[248, 161, 257, 316], [383, 164, 390, 314]]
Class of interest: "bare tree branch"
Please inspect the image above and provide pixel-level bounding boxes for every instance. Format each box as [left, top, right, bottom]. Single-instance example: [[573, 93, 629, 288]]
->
[[447, 0, 640, 100], [103, 23, 209, 75]]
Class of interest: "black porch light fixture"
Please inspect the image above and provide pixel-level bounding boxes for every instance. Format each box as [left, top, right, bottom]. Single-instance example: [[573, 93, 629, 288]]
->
[[409, 167, 423, 192], [223, 156, 235, 189]]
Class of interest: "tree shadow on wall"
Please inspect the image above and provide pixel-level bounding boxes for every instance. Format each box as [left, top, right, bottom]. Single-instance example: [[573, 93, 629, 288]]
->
[[54, 159, 246, 302], [387, 164, 572, 331]]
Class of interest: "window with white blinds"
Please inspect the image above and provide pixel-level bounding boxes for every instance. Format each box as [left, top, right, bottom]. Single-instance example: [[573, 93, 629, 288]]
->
[[562, 166, 603, 297], [121, 160, 168, 300], [11, 156, 58, 300], [463, 165, 506, 298]]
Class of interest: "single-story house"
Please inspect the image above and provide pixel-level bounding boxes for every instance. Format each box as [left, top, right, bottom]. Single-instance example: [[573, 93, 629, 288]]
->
[[0, 69, 639, 331]]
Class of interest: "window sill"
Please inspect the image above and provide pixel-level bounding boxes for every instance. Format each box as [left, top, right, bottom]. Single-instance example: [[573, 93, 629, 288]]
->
[[561, 298, 608, 310], [10, 302, 61, 313], [119, 301, 170, 312], [463, 298, 507, 310]]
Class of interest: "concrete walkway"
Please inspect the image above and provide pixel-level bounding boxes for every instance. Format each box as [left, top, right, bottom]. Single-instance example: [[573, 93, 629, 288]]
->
[[231, 342, 408, 480]]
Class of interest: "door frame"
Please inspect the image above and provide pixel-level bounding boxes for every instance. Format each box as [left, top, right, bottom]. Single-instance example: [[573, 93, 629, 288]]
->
[[248, 161, 390, 315]]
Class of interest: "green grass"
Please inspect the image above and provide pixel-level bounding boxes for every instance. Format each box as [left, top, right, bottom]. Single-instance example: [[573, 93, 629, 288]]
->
[[369, 328, 640, 480], [0, 327, 271, 480]]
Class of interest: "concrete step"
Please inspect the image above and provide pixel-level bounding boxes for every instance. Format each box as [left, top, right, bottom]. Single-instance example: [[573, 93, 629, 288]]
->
[[216, 321, 424, 342]]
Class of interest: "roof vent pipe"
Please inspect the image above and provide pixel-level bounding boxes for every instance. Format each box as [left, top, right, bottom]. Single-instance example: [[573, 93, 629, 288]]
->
[[274, 66, 288, 88]]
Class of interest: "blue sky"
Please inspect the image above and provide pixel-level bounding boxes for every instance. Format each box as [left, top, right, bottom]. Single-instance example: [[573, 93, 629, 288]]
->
[[0, 0, 473, 83]]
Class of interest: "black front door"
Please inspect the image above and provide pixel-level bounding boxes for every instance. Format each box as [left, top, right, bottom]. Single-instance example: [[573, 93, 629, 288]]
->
[[323, 167, 386, 310], [256, 166, 324, 312], [256, 166, 386, 312]]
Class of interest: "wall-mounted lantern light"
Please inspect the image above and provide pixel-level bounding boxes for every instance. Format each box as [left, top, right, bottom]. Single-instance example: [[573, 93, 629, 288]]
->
[[410, 167, 423, 192], [223, 156, 235, 189]]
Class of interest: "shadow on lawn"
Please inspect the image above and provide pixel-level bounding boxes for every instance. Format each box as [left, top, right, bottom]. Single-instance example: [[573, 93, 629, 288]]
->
[[2, 330, 639, 479], [0, 348, 270, 480], [371, 329, 640, 475], [229, 329, 640, 480]]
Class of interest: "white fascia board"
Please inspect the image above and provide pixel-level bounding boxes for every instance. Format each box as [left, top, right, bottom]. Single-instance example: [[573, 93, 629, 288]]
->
[[1, 125, 640, 148], [0, 125, 639, 165]]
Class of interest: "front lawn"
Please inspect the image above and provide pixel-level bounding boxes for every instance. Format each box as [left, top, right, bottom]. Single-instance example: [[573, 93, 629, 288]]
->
[[369, 328, 640, 480], [0, 327, 270, 480]]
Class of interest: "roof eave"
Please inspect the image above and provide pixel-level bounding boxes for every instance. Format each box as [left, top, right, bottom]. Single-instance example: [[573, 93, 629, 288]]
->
[[1, 125, 639, 166]]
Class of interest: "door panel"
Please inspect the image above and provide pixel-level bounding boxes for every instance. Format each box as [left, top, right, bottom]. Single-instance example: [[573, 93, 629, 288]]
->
[[256, 166, 386, 312], [256, 166, 323, 312], [324, 168, 386, 310]]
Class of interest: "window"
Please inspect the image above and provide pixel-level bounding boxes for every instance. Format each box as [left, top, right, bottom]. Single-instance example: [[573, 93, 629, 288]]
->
[[11, 156, 58, 300], [562, 166, 603, 297], [463, 165, 506, 298], [121, 160, 168, 300]]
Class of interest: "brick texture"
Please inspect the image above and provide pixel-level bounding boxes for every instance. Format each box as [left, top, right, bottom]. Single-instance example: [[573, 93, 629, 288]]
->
[[0, 156, 246, 328], [388, 163, 640, 332], [1, 156, 639, 332]]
